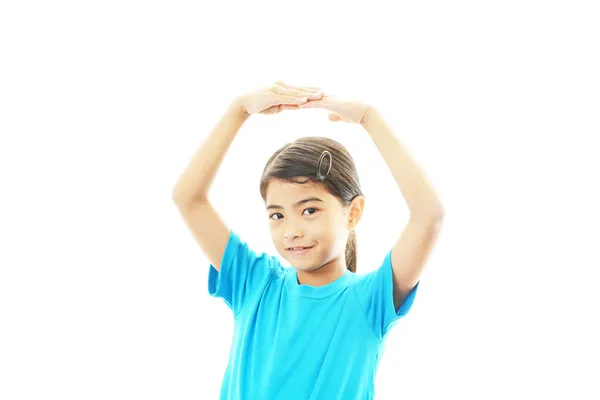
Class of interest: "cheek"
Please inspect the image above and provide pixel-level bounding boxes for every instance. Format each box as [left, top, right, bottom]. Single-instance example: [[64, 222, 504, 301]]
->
[[327, 218, 349, 249], [309, 221, 334, 242], [314, 222, 343, 250], [269, 224, 281, 241]]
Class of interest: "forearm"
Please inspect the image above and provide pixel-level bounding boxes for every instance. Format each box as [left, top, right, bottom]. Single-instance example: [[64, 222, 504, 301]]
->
[[172, 101, 250, 206], [360, 107, 444, 217]]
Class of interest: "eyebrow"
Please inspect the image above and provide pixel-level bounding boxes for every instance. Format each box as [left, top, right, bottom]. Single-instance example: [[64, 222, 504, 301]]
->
[[266, 197, 325, 211]]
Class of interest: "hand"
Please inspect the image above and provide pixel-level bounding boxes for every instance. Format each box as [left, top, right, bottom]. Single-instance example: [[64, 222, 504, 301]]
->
[[298, 94, 371, 124], [234, 81, 324, 116]]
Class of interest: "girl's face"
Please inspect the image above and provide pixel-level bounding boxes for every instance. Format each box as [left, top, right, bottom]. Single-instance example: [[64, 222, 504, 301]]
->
[[265, 179, 362, 272]]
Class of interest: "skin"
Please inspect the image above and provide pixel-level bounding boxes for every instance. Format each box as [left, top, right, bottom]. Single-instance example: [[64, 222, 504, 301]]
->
[[301, 99, 445, 311], [174, 80, 444, 313], [265, 178, 365, 287]]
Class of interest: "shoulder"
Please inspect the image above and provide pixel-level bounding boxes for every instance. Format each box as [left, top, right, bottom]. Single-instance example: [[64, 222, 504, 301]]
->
[[225, 231, 285, 270], [350, 249, 394, 287]]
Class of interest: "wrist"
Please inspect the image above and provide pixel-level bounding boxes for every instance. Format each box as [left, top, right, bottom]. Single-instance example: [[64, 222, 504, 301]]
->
[[359, 105, 377, 128], [227, 98, 252, 121]]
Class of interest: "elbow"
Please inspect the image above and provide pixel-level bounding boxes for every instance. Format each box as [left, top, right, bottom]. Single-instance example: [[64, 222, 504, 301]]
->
[[432, 205, 445, 220], [171, 187, 184, 204], [172, 189, 208, 209]]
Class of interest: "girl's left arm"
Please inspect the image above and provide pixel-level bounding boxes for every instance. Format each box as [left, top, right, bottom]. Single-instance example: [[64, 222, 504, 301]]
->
[[360, 107, 445, 311]]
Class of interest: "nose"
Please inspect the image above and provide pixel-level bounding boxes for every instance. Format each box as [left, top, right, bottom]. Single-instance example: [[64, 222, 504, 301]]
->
[[283, 221, 303, 240], [284, 232, 302, 240]]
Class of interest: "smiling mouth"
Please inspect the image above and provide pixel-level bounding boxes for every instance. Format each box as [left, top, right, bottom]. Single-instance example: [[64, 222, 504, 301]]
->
[[286, 245, 315, 254]]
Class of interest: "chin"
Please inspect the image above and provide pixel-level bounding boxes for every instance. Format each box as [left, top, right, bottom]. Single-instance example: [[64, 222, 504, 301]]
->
[[291, 259, 325, 272]]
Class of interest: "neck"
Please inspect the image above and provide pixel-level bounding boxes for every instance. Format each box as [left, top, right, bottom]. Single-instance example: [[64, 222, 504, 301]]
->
[[296, 257, 347, 287]]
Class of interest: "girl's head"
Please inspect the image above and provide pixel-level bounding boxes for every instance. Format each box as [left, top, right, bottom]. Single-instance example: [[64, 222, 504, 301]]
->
[[260, 136, 365, 273]]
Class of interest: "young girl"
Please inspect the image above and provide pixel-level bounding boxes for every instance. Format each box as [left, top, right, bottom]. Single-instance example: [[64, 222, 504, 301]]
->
[[173, 81, 444, 399]]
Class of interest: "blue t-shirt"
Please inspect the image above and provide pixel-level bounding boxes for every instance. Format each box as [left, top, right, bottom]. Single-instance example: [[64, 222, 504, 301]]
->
[[208, 230, 419, 399]]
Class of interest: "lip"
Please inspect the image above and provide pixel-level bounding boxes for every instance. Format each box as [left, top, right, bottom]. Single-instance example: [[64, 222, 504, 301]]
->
[[286, 245, 315, 255]]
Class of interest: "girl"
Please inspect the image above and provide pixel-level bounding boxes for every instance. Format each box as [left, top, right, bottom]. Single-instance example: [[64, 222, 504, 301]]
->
[[173, 81, 444, 399]]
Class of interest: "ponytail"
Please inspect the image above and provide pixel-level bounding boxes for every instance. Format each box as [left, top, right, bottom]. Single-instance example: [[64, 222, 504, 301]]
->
[[345, 230, 357, 272]]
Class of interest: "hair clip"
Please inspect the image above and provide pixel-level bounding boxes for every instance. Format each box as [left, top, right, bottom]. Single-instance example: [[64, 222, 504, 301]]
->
[[316, 150, 332, 181]]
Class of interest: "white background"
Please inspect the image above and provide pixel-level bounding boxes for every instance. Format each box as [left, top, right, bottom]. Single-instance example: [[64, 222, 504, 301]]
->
[[1, 0, 599, 399]]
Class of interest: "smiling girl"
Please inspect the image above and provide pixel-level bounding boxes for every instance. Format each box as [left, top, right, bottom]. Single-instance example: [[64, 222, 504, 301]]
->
[[173, 80, 444, 399]]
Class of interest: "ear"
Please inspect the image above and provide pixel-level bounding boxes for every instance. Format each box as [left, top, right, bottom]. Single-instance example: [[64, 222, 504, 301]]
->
[[347, 196, 365, 229]]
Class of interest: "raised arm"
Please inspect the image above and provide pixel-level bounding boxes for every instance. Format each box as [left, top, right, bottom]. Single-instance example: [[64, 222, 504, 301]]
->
[[360, 107, 444, 310], [172, 102, 250, 206], [172, 81, 323, 271], [172, 102, 249, 272], [300, 95, 445, 311]]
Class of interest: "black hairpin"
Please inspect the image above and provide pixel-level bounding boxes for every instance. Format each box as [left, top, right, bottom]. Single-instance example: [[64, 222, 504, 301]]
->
[[316, 150, 332, 181]]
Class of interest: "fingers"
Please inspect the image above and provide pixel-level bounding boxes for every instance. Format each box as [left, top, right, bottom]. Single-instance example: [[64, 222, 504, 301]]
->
[[272, 87, 321, 102], [328, 113, 345, 122], [298, 97, 332, 108], [280, 104, 302, 111], [273, 81, 322, 98], [272, 95, 308, 105]]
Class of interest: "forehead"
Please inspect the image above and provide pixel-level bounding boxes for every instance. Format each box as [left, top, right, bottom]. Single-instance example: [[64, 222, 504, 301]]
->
[[265, 179, 335, 205]]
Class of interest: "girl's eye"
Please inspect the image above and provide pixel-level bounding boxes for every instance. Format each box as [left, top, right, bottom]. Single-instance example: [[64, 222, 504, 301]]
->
[[270, 208, 317, 220]]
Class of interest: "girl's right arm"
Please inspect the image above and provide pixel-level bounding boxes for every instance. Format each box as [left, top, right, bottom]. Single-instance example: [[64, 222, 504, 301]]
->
[[172, 101, 249, 272], [172, 82, 323, 272]]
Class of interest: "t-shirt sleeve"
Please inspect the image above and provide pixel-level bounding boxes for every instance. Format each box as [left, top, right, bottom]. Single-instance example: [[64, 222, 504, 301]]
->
[[207, 229, 280, 316], [354, 249, 420, 338]]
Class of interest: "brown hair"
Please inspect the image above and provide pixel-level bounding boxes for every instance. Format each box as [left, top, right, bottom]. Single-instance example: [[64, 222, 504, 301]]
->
[[259, 136, 363, 272]]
